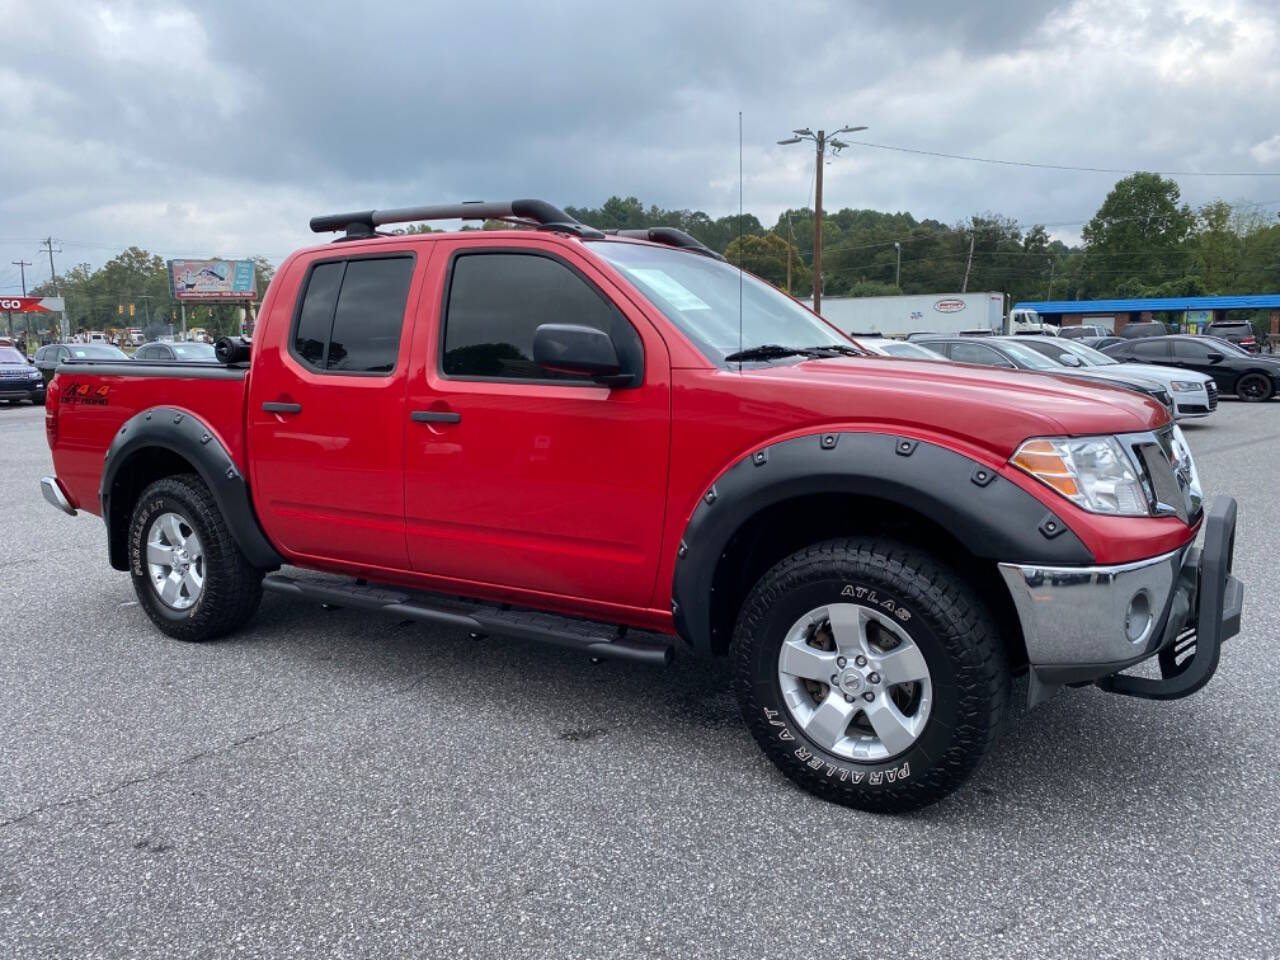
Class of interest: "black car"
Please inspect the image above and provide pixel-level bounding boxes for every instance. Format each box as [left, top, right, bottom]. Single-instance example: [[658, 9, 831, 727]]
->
[[1117, 320, 1174, 338], [34, 343, 130, 386], [914, 336, 1174, 409], [134, 341, 218, 361], [0, 344, 45, 405], [1203, 320, 1260, 354], [1102, 335, 1280, 402]]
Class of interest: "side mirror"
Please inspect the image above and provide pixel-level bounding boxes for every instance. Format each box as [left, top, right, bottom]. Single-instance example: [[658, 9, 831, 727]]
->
[[1205, 351, 1223, 363], [532, 324, 633, 387], [1059, 354, 1083, 367]]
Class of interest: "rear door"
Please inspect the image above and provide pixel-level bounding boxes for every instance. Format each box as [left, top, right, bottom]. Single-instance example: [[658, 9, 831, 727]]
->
[[248, 247, 425, 569], [401, 238, 671, 608]]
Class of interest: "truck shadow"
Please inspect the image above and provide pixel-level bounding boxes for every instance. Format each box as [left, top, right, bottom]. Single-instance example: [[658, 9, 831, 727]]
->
[[240, 590, 1251, 822]]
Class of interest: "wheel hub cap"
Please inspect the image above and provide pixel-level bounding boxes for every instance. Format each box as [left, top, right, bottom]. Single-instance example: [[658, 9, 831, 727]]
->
[[777, 602, 933, 762], [145, 511, 205, 611]]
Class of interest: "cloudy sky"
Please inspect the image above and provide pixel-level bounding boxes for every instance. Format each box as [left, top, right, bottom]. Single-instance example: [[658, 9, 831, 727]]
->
[[2, 0, 1278, 290]]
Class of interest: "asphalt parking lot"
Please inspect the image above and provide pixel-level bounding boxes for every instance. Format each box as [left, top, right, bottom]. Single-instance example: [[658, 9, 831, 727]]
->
[[2, 400, 1278, 959]]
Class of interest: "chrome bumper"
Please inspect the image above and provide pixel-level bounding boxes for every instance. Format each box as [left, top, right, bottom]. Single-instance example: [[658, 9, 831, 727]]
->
[[999, 496, 1242, 706], [40, 476, 77, 516]]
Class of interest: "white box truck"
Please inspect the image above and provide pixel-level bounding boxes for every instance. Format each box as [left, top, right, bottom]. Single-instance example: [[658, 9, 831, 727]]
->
[[803, 292, 1049, 338]]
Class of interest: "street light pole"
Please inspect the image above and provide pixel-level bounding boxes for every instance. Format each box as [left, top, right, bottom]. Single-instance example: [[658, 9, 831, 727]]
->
[[894, 242, 901, 288], [777, 123, 867, 316]]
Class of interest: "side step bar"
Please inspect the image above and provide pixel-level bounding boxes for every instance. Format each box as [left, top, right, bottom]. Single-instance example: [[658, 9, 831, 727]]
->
[[262, 572, 674, 667]]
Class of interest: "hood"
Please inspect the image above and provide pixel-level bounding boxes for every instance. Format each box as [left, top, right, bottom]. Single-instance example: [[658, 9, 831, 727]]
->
[[739, 355, 1170, 456]]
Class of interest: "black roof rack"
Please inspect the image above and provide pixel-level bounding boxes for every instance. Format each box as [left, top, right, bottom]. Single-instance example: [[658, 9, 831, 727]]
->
[[309, 199, 605, 241], [604, 227, 725, 261]]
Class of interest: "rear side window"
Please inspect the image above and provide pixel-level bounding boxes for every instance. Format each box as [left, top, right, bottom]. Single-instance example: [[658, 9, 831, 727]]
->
[[441, 252, 641, 382], [1130, 340, 1170, 359], [291, 256, 414, 374]]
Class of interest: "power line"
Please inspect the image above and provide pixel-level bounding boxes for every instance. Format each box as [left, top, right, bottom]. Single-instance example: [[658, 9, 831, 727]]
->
[[844, 139, 1280, 177]]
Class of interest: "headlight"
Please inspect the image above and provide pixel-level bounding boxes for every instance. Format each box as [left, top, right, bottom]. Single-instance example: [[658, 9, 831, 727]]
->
[[1011, 436, 1149, 516], [1169, 380, 1204, 392], [29, 369, 41, 379]]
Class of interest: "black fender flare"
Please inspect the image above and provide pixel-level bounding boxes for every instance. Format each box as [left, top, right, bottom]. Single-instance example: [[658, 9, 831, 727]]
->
[[100, 406, 283, 571], [671, 431, 1094, 656]]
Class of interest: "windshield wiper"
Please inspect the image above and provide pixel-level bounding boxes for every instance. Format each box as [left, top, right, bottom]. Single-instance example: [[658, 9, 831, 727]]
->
[[724, 343, 862, 363]]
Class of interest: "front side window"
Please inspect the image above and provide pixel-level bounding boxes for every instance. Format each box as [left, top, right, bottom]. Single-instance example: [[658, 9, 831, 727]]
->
[[442, 252, 641, 381], [292, 256, 414, 374], [1173, 339, 1216, 360], [950, 342, 1008, 367]]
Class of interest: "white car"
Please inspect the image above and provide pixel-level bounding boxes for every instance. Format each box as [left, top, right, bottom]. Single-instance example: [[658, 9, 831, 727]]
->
[[1012, 336, 1217, 420], [856, 337, 951, 360]]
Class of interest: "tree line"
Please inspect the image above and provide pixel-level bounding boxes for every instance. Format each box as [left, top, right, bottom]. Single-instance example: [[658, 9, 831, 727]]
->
[[11, 172, 1277, 342]]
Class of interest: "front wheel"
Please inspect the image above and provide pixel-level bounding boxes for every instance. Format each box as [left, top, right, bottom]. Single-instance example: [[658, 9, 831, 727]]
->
[[1236, 373, 1273, 402], [128, 473, 263, 642], [733, 538, 1010, 812]]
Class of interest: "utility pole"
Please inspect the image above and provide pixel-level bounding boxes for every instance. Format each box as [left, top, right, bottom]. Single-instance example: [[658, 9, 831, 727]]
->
[[777, 123, 867, 315], [39, 237, 65, 341], [961, 229, 975, 293], [785, 211, 797, 295], [1046, 257, 1057, 299], [8, 259, 30, 340]]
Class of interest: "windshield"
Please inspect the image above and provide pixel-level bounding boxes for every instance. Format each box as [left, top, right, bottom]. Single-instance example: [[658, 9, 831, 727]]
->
[[998, 341, 1061, 370], [590, 241, 848, 363], [171, 342, 217, 360], [879, 341, 943, 359], [1055, 339, 1118, 366], [67, 345, 128, 360], [0, 347, 26, 364]]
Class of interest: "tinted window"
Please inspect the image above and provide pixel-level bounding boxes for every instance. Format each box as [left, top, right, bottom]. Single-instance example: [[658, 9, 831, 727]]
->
[[1129, 340, 1170, 359], [291, 257, 413, 374], [950, 342, 1009, 366], [293, 261, 344, 368], [443, 252, 640, 381], [1173, 339, 1218, 360]]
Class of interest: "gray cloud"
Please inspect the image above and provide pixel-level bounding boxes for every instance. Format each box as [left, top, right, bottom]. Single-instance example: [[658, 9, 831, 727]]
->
[[2, 0, 1278, 287]]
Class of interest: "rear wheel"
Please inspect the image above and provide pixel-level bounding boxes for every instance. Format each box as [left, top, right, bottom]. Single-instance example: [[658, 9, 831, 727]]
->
[[128, 473, 263, 642], [1236, 373, 1272, 402], [733, 538, 1009, 812]]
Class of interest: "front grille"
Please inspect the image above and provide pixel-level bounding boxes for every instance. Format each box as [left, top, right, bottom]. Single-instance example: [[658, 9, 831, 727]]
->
[[0, 368, 31, 379], [1206, 382, 1218, 410]]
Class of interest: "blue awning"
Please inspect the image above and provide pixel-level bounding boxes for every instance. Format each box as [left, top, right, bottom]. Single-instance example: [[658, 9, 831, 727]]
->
[[1014, 295, 1280, 314]]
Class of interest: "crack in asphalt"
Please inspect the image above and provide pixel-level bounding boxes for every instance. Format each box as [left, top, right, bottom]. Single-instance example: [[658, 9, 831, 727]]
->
[[0, 719, 301, 830]]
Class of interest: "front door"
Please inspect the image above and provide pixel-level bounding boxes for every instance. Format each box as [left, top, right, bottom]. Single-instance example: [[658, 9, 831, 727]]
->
[[403, 239, 671, 609], [1170, 338, 1236, 393], [248, 249, 425, 569]]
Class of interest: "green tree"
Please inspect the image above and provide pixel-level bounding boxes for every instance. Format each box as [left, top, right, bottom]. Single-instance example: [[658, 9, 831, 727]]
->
[[724, 233, 809, 292], [1080, 172, 1195, 296]]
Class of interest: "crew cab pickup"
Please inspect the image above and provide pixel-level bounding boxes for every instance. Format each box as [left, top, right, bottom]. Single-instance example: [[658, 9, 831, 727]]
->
[[40, 199, 1244, 811]]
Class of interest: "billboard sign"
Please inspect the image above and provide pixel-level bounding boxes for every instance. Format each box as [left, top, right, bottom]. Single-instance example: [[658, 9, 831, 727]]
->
[[0, 296, 65, 313], [167, 259, 257, 300]]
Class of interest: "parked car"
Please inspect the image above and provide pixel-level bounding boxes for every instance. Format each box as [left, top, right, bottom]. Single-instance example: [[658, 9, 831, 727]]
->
[[1118, 321, 1173, 339], [134, 341, 219, 362], [1058, 325, 1110, 339], [37, 198, 1243, 813], [34, 343, 131, 387], [1103, 335, 1280, 402], [1081, 336, 1124, 351], [1203, 320, 1259, 354], [854, 337, 950, 360], [1012, 336, 1217, 420], [914, 336, 1176, 412], [0, 344, 46, 405]]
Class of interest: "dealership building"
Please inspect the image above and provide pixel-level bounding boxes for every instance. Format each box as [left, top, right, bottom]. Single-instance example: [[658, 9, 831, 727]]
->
[[1013, 294, 1280, 335]]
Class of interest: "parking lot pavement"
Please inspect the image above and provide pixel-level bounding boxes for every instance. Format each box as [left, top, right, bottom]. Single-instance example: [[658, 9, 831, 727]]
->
[[2, 401, 1278, 960]]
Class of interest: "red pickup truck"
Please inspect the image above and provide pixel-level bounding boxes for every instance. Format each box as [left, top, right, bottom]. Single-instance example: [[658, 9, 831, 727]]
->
[[40, 199, 1243, 811]]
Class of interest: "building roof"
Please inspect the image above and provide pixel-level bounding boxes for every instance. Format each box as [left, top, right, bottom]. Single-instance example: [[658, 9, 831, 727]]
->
[[1014, 295, 1280, 314]]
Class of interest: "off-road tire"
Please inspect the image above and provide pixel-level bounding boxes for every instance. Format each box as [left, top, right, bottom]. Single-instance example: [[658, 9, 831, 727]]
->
[[1236, 372, 1272, 403], [733, 537, 1010, 812], [128, 473, 263, 642]]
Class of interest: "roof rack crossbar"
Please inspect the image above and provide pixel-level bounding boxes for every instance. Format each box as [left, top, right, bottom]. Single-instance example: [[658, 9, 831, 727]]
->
[[605, 228, 725, 261], [310, 199, 604, 239]]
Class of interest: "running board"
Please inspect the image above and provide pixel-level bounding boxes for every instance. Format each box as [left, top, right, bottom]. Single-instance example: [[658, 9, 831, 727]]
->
[[262, 572, 674, 667]]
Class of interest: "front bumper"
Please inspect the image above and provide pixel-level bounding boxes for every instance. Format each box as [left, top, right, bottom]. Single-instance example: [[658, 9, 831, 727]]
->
[[0, 379, 44, 400], [999, 496, 1242, 706]]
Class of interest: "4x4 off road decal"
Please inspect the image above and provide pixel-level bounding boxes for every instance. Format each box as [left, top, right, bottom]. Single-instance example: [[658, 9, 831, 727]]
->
[[60, 381, 111, 406], [762, 708, 911, 783], [841, 584, 912, 622]]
